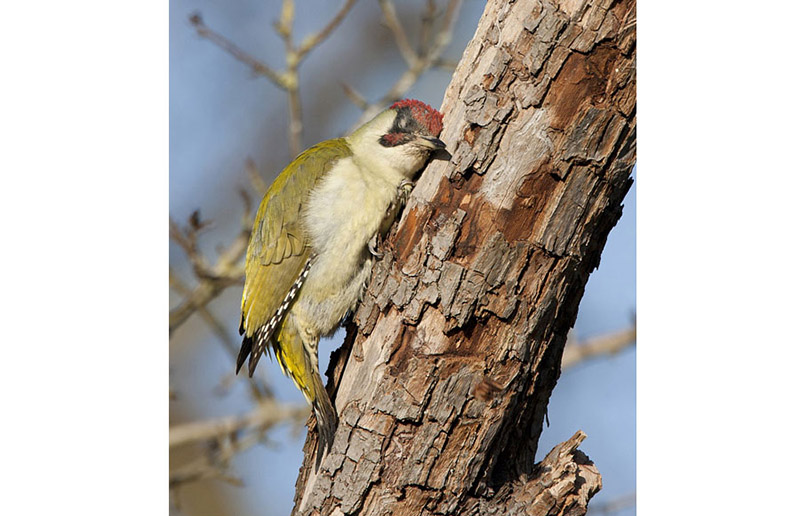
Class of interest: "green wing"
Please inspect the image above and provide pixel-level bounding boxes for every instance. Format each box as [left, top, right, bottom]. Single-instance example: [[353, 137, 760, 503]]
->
[[239, 138, 352, 344]]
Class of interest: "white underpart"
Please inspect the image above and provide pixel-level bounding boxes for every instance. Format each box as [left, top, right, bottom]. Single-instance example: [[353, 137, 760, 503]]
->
[[291, 110, 430, 343]]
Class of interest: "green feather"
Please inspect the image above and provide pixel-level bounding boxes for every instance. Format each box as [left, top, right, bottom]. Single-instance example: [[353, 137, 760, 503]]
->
[[240, 138, 353, 338]]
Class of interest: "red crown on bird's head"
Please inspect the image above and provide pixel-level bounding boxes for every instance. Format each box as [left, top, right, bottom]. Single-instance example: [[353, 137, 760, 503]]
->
[[390, 99, 443, 137]]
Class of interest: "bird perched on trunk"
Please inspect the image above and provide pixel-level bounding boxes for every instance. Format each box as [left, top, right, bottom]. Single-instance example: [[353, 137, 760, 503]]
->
[[237, 99, 445, 469]]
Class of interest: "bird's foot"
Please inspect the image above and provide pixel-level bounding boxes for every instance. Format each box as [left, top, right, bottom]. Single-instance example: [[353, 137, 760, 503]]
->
[[368, 233, 384, 259], [397, 180, 414, 205]]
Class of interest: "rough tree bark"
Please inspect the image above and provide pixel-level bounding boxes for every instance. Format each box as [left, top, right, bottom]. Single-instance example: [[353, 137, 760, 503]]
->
[[292, 0, 635, 514]]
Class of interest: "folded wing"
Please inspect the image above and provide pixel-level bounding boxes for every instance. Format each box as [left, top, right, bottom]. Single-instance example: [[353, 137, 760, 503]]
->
[[238, 138, 353, 374]]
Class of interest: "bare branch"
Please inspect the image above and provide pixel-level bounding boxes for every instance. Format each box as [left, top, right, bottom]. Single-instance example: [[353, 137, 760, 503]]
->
[[189, 12, 288, 89], [273, 0, 359, 155], [341, 82, 369, 110], [190, 2, 357, 156], [170, 467, 244, 491], [351, 0, 463, 129], [169, 196, 252, 333], [418, 0, 438, 55], [379, 0, 419, 68], [169, 213, 220, 281], [274, 0, 295, 40], [431, 0, 461, 53], [245, 158, 269, 196], [562, 327, 637, 369], [169, 267, 271, 400], [170, 399, 309, 449], [170, 430, 258, 489], [169, 400, 310, 491], [432, 56, 459, 71], [169, 268, 228, 346], [296, 0, 359, 61], [286, 86, 303, 157]]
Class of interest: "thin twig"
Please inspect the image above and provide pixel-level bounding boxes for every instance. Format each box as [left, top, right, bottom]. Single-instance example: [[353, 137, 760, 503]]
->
[[351, 0, 463, 129], [169, 401, 310, 489], [170, 399, 309, 449], [432, 57, 459, 71], [287, 86, 303, 157], [169, 268, 271, 400], [168, 213, 211, 279], [418, 0, 438, 55], [276, 0, 359, 155], [379, 0, 419, 68], [296, 0, 359, 60], [170, 431, 260, 488], [433, 0, 461, 52], [341, 82, 369, 109], [189, 12, 288, 89], [190, 2, 358, 156], [273, 0, 303, 156], [168, 192, 252, 333], [561, 326, 637, 369], [274, 0, 294, 41], [245, 158, 269, 196]]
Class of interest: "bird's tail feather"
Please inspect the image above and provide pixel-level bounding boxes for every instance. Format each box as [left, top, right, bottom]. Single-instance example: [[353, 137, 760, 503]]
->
[[235, 334, 253, 374], [271, 320, 338, 471], [310, 374, 337, 472]]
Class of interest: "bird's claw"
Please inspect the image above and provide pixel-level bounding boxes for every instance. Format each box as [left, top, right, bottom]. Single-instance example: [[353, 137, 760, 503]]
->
[[386, 180, 415, 217], [368, 233, 384, 259], [398, 180, 414, 204]]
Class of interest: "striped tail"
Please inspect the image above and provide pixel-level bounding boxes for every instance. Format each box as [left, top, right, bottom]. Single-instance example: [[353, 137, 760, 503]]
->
[[236, 259, 312, 376]]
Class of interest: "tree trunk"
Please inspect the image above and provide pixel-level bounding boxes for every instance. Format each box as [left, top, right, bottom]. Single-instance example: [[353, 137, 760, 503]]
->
[[293, 0, 635, 514]]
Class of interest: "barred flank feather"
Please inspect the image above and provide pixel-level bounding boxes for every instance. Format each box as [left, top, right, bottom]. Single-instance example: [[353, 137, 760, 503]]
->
[[237, 255, 336, 468], [236, 260, 312, 376]]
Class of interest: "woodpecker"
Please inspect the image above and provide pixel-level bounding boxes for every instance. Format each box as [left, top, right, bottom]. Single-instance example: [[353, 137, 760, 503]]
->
[[237, 99, 445, 468]]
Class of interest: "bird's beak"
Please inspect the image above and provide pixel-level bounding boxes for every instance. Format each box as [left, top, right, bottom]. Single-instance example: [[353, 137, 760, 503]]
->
[[417, 135, 447, 150]]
